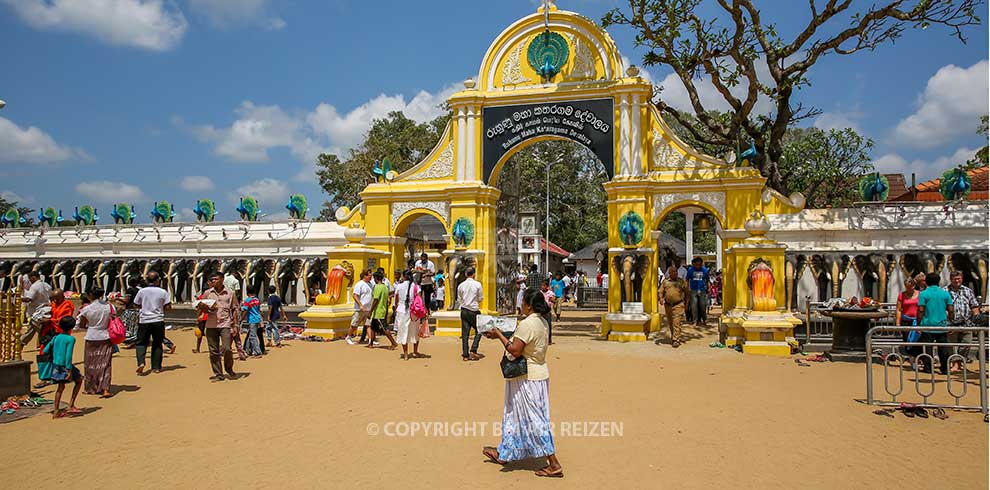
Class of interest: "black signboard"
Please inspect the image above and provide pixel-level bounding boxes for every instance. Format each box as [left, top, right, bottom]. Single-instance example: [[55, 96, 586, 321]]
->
[[482, 98, 614, 183]]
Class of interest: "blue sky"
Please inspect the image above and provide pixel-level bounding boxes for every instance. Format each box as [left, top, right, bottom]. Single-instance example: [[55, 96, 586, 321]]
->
[[0, 0, 986, 222]]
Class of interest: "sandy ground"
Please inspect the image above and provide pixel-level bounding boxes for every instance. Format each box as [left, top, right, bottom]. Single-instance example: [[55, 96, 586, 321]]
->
[[4, 310, 987, 490]]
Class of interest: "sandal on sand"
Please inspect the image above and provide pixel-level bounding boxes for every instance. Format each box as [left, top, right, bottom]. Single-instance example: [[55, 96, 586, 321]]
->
[[482, 447, 506, 465], [931, 407, 948, 420], [872, 408, 895, 418], [535, 466, 564, 478], [413, 353, 431, 359], [913, 407, 929, 419], [66, 407, 83, 415]]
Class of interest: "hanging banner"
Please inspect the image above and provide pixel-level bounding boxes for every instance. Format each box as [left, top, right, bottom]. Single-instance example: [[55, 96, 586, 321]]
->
[[482, 98, 614, 182]]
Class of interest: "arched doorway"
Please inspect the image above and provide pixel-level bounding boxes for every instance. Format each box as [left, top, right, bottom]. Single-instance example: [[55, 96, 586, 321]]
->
[[491, 140, 609, 314]]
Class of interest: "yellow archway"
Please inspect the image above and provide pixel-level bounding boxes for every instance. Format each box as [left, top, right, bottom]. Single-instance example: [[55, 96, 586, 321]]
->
[[311, 4, 805, 351]]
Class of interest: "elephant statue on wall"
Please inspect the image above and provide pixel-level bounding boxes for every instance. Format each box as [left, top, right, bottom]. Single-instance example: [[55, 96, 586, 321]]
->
[[445, 254, 477, 310], [612, 254, 650, 304]]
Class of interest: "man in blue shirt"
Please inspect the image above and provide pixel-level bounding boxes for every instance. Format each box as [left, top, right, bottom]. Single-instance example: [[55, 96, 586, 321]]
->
[[550, 273, 566, 321], [685, 257, 710, 326], [917, 272, 955, 374]]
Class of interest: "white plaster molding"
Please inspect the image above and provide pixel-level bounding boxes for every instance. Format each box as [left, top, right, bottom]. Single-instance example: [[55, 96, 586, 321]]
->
[[501, 41, 529, 85], [390, 201, 450, 231], [406, 142, 454, 180], [565, 33, 596, 81], [654, 192, 726, 222]]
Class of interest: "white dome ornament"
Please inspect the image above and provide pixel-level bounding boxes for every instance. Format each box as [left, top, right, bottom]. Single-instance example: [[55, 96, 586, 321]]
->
[[463, 77, 476, 89]]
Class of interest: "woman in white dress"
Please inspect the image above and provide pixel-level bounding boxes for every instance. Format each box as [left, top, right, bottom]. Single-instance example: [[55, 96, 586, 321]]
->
[[394, 269, 429, 360]]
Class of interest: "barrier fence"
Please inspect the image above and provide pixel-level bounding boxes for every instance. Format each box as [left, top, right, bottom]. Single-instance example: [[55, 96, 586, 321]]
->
[[0, 288, 23, 362], [801, 298, 899, 346], [576, 287, 608, 308], [866, 325, 988, 414]]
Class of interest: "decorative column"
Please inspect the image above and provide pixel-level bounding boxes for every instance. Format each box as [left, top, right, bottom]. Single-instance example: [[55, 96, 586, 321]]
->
[[300, 224, 389, 339], [684, 209, 695, 263], [715, 222, 723, 270]]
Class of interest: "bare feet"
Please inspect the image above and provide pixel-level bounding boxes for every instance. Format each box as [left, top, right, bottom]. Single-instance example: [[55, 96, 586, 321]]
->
[[100, 391, 112, 398], [482, 447, 506, 465], [66, 406, 83, 415], [169, 345, 177, 355], [535, 465, 564, 478]]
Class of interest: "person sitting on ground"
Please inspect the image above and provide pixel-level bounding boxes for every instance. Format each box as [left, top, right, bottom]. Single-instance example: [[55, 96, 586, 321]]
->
[[47, 316, 83, 419]]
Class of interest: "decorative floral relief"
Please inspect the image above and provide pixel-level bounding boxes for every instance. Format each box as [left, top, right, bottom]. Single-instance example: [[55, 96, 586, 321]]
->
[[565, 33, 595, 81], [391, 201, 450, 231], [406, 143, 454, 180], [653, 192, 726, 223], [501, 42, 529, 86]]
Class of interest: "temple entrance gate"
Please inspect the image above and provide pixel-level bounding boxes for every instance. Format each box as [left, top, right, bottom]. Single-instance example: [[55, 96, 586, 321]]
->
[[308, 4, 805, 349]]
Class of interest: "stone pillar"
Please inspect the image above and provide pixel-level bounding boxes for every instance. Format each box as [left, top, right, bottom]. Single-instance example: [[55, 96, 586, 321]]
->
[[715, 222, 723, 270], [684, 209, 695, 263]]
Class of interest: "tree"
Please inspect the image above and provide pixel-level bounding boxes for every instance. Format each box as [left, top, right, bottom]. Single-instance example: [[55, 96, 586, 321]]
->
[[603, 0, 980, 193], [316, 111, 451, 220], [964, 115, 988, 170], [497, 141, 609, 254], [778, 127, 874, 207], [667, 111, 875, 208]]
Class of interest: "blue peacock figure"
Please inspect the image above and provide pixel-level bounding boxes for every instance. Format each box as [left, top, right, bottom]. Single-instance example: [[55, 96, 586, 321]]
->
[[1, 208, 22, 228], [73, 205, 99, 226], [618, 211, 644, 247], [193, 199, 217, 223], [38, 207, 60, 227], [451, 217, 475, 248], [738, 142, 758, 167], [150, 201, 175, 224], [371, 159, 392, 183], [858, 173, 890, 202], [939, 167, 972, 201], [285, 194, 308, 220], [528, 30, 569, 82], [111, 203, 136, 224], [237, 196, 260, 221]]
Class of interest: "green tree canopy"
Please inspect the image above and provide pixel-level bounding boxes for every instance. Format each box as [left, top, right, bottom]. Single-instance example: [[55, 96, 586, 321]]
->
[[316, 111, 451, 219], [964, 115, 988, 170]]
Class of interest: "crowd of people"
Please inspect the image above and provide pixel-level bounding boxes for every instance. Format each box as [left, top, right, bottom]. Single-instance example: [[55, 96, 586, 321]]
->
[[17, 267, 291, 416]]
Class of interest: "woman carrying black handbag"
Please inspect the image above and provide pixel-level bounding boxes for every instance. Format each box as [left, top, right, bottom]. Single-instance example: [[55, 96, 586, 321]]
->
[[482, 287, 563, 478]]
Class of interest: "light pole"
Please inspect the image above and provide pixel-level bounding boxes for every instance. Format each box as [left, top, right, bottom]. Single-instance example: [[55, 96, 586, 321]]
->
[[545, 160, 550, 276]]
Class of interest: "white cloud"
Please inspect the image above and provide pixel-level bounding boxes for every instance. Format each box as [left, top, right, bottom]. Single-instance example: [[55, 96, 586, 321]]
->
[[0, 190, 30, 204], [813, 111, 863, 133], [234, 178, 289, 209], [873, 146, 977, 182], [655, 57, 777, 116], [76, 181, 145, 203], [893, 60, 988, 149], [187, 0, 284, 30], [2, 0, 188, 51], [178, 207, 198, 221], [178, 84, 456, 181], [0, 116, 84, 163], [180, 175, 215, 192]]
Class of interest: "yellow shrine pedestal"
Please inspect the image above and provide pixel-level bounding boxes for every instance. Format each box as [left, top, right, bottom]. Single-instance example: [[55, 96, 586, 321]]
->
[[300, 225, 389, 339], [720, 212, 801, 356]]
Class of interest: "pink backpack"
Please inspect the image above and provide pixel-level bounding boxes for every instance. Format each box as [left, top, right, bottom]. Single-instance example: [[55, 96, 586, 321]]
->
[[406, 283, 428, 320], [107, 304, 126, 344]]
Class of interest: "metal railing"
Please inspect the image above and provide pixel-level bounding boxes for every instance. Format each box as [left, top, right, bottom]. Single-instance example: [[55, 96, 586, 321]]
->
[[801, 298, 899, 346], [866, 325, 988, 414], [0, 288, 23, 362], [576, 287, 608, 308]]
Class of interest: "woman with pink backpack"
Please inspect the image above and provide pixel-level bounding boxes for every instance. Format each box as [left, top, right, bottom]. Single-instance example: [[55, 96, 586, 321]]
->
[[394, 269, 431, 360]]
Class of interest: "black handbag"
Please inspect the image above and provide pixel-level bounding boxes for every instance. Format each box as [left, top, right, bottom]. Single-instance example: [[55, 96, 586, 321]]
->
[[500, 353, 528, 379]]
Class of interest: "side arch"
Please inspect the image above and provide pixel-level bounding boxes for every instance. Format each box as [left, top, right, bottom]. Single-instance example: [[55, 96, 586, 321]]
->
[[653, 197, 727, 229], [486, 134, 607, 187], [391, 207, 450, 237]]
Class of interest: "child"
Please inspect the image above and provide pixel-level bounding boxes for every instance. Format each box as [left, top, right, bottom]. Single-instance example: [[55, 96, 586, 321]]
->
[[368, 270, 398, 350], [47, 316, 82, 419], [265, 285, 282, 348], [433, 278, 445, 311], [241, 289, 264, 357]]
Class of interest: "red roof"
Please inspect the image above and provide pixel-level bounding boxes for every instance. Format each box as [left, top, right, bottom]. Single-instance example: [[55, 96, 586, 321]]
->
[[539, 237, 570, 257], [890, 166, 989, 201]]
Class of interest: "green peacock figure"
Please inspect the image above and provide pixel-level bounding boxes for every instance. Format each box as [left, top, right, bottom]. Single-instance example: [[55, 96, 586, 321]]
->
[[237, 196, 260, 221], [193, 199, 217, 222], [939, 167, 972, 201], [150, 201, 175, 223], [286, 194, 308, 220], [1, 208, 21, 228], [73, 205, 99, 226]]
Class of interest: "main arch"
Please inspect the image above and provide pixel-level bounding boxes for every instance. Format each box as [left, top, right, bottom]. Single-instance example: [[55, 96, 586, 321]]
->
[[321, 4, 806, 344]]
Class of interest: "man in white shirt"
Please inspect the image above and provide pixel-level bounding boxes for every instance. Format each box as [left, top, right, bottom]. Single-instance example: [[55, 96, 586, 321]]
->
[[133, 271, 172, 374], [601, 272, 609, 289], [224, 272, 241, 302], [22, 271, 52, 318], [561, 273, 572, 302], [415, 253, 437, 312], [346, 269, 374, 345], [456, 267, 484, 361]]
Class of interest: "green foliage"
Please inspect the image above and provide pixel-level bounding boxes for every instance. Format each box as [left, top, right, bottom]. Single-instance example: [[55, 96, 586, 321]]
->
[[316, 111, 451, 220], [658, 211, 716, 257], [496, 141, 608, 254], [964, 115, 988, 170]]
